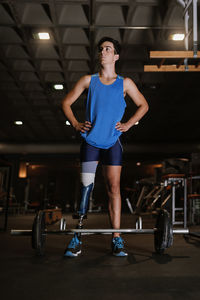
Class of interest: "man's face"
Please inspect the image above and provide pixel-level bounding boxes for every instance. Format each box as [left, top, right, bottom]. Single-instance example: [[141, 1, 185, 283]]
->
[[98, 41, 119, 65]]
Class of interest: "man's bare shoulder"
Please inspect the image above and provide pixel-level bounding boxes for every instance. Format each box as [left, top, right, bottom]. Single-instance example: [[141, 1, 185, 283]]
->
[[124, 77, 135, 85], [79, 74, 92, 89], [123, 77, 137, 91]]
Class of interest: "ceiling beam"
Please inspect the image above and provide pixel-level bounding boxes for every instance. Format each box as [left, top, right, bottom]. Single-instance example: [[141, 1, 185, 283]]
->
[[0, 142, 200, 154]]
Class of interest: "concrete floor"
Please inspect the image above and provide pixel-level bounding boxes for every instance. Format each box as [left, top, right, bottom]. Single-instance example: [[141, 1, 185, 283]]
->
[[1, 213, 200, 300]]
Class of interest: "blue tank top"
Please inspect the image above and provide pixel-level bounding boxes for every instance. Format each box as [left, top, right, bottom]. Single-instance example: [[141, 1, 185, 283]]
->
[[81, 73, 126, 149]]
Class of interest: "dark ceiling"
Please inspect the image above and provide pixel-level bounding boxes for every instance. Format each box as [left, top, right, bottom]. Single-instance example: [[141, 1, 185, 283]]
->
[[0, 0, 200, 158]]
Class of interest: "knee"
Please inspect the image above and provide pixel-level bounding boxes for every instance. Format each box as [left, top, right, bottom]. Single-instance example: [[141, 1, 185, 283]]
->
[[107, 182, 120, 196]]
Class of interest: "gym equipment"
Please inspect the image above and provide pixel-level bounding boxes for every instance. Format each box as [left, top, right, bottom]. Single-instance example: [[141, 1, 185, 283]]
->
[[0, 165, 12, 231], [125, 174, 188, 228], [31, 211, 46, 256], [188, 175, 200, 225], [162, 174, 187, 228], [154, 209, 173, 254], [183, 175, 200, 241], [45, 208, 62, 225], [188, 194, 200, 225], [11, 209, 189, 256]]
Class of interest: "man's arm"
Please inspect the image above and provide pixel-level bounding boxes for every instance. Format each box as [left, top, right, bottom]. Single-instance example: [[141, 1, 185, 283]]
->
[[115, 77, 149, 132], [62, 75, 91, 133]]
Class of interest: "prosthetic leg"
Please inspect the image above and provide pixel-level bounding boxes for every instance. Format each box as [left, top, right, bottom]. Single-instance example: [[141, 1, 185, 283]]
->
[[64, 161, 97, 257], [73, 161, 97, 231]]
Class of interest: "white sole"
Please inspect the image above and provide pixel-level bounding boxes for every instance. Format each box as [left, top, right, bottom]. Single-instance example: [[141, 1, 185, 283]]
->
[[64, 250, 81, 257]]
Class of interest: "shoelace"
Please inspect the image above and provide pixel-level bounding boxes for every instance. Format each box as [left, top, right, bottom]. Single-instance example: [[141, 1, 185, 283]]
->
[[69, 237, 79, 248], [114, 238, 124, 249]]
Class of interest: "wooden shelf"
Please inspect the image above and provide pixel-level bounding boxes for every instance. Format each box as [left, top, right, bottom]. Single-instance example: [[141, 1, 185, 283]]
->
[[144, 51, 200, 72], [150, 51, 200, 58], [144, 65, 200, 72]]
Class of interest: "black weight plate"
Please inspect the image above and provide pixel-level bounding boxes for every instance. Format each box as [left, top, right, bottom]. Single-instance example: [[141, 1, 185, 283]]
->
[[31, 211, 46, 256], [167, 219, 173, 248], [32, 216, 37, 249], [154, 209, 173, 254]]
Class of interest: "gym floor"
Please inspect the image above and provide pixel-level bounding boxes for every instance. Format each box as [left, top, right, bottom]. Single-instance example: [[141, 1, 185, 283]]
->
[[1, 213, 200, 300]]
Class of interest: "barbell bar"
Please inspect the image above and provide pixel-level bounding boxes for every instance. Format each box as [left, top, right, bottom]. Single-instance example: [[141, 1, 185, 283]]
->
[[11, 228, 189, 236]]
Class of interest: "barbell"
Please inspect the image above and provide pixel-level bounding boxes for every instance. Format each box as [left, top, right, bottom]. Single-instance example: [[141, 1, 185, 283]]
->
[[11, 209, 189, 256]]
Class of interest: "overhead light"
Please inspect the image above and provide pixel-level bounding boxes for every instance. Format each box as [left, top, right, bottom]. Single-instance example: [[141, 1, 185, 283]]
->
[[153, 164, 163, 168], [33, 32, 50, 40], [135, 121, 139, 125], [65, 121, 71, 126], [170, 33, 185, 41], [136, 162, 141, 166], [53, 84, 64, 90], [14, 121, 23, 125], [18, 162, 27, 178], [149, 85, 157, 89], [178, 158, 189, 162]]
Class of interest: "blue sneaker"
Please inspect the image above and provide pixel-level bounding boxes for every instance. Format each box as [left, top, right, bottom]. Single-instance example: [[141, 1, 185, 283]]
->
[[64, 235, 82, 257], [112, 237, 128, 257]]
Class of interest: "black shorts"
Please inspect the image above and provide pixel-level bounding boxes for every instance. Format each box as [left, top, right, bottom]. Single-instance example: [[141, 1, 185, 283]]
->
[[80, 139, 123, 166]]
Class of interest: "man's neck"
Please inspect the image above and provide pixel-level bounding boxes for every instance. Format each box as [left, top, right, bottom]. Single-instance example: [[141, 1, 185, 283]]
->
[[99, 65, 117, 79]]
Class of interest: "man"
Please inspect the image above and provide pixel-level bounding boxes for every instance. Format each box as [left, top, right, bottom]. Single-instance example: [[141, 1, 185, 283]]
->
[[62, 37, 149, 257]]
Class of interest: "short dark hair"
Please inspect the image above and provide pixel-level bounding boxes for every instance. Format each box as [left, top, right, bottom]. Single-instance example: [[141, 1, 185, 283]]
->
[[97, 37, 121, 55]]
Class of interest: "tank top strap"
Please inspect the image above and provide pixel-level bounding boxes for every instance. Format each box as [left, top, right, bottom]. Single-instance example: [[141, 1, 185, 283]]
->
[[91, 73, 99, 78], [117, 75, 124, 80]]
